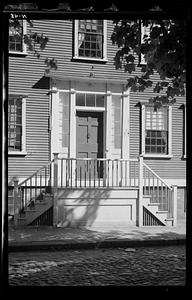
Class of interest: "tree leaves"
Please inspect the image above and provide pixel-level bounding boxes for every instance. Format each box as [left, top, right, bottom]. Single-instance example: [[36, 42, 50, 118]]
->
[[111, 19, 186, 107]]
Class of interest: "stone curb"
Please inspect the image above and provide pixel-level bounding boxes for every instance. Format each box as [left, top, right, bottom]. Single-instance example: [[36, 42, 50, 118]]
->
[[8, 238, 186, 252]]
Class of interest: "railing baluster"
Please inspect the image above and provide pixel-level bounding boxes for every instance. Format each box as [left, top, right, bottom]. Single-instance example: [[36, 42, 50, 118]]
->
[[80, 165, 82, 188], [94, 159, 96, 188], [75, 160, 77, 188], [107, 159, 110, 187], [116, 160, 118, 187], [134, 161, 136, 187], [65, 159, 68, 187], [71, 159, 73, 188], [89, 160, 91, 188], [61, 159, 63, 188], [85, 161, 86, 188], [112, 160, 114, 187]]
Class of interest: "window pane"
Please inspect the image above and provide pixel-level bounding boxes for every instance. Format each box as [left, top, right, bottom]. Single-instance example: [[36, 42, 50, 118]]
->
[[145, 130, 168, 154], [9, 20, 23, 52], [8, 97, 22, 151], [76, 94, 85, 106], [96, 95, 104, 107], [78, 20, 103, 58], [86, 94, 95, 107]]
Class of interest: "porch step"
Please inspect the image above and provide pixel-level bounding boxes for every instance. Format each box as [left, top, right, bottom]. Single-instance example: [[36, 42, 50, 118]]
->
[[17, 196, 53, 226]]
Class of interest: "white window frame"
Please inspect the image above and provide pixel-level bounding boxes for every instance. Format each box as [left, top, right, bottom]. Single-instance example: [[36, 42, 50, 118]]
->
[[8, 95, 27, 156], [73, 20, 107, 62], [9, 20, 27, 55], [183, 104, 186, 159], [141, 104, 172, 158], [140, 22, 150, 65]]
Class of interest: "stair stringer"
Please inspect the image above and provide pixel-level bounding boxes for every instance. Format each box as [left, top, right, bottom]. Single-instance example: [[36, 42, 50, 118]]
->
[[143, 196, 167, 226], [18, 195, 53, 226]]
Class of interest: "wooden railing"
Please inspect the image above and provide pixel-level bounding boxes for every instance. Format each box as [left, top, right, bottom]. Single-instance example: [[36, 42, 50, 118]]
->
[[143, 162, 174, 220], [54, 157, 139, 188], [16, 160, 54, 215], [11, 154, 177, 227]]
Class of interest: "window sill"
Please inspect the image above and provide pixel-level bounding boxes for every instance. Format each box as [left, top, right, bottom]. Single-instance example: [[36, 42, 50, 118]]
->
[[143, 154, 173, 159], [8, 151, 27, 156], [9, 51, 28, 57], [72, 56, 108, 63]]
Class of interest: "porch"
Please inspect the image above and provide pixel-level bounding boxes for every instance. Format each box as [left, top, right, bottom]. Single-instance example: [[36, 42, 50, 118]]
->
[[11, 155, 177, 228], [10, 153, 177, 227]]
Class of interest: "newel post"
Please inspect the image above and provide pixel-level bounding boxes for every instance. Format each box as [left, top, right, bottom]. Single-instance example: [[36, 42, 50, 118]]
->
[[172, 185, 178, 227], [13, 178, 19, 226], [137, 155, 144, 227], [53, 153, 59, 227]]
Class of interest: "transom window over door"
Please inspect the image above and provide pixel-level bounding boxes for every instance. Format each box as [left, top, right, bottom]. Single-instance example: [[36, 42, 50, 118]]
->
[[76, 93, 105, 107], [74, 20, 107, 61]]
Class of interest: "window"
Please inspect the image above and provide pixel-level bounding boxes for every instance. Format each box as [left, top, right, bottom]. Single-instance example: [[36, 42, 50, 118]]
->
[[183, 104, 186, 158], [74, 20, 107, 61], [8, 187, 14, 216], [141, 104, 172, 157], [8, 95, 26, 154], [140, 22, 150, 65], [76, 93, 105, 107], [9, 19, 27, 53]]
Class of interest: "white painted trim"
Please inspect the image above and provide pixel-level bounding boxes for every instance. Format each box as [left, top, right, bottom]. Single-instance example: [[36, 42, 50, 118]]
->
[[74, 20, 79, 57], [106, 91, 112, 158], [122, 89, 130, 159], [76, 106, 105, 112], [168, 105, 172, 156], [9, 20, 27, 54], [184, 104, 186, 158], [73, 20, 107, 62], [103, 20, 107, 61], [51, 91, 60, 158], [141, 104, 172, 157], [141, 104, 145, 154], [69, 88, 76, 158], [57, 89, 123, 96], [8, 151, 27, 156], [8, 96, 27, 155], [21, 97, 26, 152]]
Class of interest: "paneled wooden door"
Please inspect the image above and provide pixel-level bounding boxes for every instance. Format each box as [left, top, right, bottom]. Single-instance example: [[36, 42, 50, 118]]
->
[[76, 111, 104, 179]]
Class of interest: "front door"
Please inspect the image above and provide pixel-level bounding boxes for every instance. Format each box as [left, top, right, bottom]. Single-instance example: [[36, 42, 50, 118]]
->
[[76, 111, 103, 179]]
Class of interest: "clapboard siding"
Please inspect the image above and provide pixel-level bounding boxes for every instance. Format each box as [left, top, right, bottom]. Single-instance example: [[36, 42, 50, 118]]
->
[[8, 19, 186, 185], [129, 89, 186, 180]]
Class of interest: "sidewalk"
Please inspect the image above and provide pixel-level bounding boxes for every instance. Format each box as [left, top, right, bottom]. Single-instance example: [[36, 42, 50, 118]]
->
[[8, 221, 186, 252]]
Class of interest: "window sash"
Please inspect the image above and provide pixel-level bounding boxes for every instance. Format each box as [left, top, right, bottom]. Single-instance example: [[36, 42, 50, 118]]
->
[[74, 20, 106, 60], [8, 97, 23, 151], [142, 104, 171, 156], [9, 20, 26, 53]]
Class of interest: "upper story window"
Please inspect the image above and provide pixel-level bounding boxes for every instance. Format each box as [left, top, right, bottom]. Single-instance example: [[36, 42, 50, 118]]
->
[[74, 20, 107, 62], [140, 22, 150, 65], [9, 20, 27, 54], [141, 104, 172, 157], [8, 95, 26, 155]]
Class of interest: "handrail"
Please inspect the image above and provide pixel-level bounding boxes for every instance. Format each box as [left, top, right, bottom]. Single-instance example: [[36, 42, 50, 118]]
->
[[18, 159, 54, 187], [143, 162, 172, 190], [58, 158, 138, 162]]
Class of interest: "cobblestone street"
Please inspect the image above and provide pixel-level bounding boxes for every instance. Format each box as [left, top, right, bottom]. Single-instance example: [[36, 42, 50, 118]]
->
[[8, 245, 186, 286]]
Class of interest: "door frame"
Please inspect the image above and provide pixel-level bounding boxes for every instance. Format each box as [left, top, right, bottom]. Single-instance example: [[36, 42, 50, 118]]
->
[[69, 92, 106, 159], [76, 110, 105, 159]]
